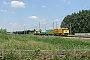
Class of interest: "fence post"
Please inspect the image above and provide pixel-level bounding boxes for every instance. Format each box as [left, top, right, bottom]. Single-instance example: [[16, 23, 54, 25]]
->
[[2, 50, 5, 59]]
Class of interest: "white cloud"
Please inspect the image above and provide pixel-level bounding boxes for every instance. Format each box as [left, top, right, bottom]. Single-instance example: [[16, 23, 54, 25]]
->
[[10, 23, 18, 26], [63, 0, 72, 5], [23, 24, 26, 26], [0, 10, 7, 12], [42, 19, 46, 21], [28, 16, 39, 19], [12, 12, 15, 14], [68, 1, 71, 4], [3, 2, 9, 4], [10, 23, 13, 25], [11, 1, 25, 8], [41, 6, 46, 8]]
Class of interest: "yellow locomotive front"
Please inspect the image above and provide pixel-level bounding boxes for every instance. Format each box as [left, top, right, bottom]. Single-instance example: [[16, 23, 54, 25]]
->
[[62, 28, 69, 36], [34, 29, 42, 35]]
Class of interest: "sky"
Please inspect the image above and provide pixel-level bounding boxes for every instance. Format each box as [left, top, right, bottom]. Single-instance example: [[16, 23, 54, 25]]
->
[[0, 0, 90, 32]]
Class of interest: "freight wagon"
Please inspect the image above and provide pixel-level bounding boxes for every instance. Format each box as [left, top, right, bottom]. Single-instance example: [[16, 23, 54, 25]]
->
[[45, 30, 54, 35]]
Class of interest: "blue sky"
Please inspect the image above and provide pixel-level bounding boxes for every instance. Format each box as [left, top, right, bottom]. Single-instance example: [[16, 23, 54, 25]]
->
[[0, 0, 90, 32]]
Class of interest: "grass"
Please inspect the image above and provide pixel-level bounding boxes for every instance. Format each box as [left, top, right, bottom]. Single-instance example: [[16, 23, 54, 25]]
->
[[3, 49, 90, 60], [0, 34, 90, 50], [1, 34, 90, 59]]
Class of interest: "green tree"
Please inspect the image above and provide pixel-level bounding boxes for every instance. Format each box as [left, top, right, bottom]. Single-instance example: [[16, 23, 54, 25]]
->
[[61, 9, 90, 34], [0, 28, 7, 34]]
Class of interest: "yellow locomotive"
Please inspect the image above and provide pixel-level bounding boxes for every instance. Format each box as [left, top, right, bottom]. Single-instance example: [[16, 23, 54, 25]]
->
[[34, 29, 42, 35]]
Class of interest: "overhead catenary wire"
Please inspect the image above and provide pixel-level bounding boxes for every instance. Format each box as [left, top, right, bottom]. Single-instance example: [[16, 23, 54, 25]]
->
[[12, 6, 90, 32], [21, 16, 64, 31]]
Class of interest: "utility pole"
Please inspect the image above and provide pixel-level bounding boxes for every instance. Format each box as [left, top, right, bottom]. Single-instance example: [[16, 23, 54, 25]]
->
[[13, 29, 14, 34], [56, 22, 58, 28], [26, 29, 27, 34], [36, 26, 37, 30], [39, 22, 40, 30], [17, 28, 18, 34], [53, 22, 54, 29], [34, 26, 35, 29], [70, 23, 71, 35], [45, 26, 46, 31], [24, 26, 25, 34]]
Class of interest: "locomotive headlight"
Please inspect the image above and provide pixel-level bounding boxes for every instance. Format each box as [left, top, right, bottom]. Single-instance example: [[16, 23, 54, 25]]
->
[[38, 32, 40, 33]]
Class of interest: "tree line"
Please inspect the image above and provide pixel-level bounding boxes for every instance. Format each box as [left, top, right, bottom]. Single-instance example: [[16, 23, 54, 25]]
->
[[61, 9, 90, 34]]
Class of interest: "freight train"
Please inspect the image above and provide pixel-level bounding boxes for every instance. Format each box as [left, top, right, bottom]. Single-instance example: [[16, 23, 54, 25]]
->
[[34, 28, 69, 36]]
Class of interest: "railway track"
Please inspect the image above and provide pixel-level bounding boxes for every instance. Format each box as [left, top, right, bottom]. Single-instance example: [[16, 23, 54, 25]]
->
[[61, 35, 90, 39], [33, 34, 90, 39], [67, 35, 90, 38]]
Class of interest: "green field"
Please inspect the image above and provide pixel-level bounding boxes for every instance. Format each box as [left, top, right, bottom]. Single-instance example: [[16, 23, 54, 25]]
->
[[0, 34, 90, 50]]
